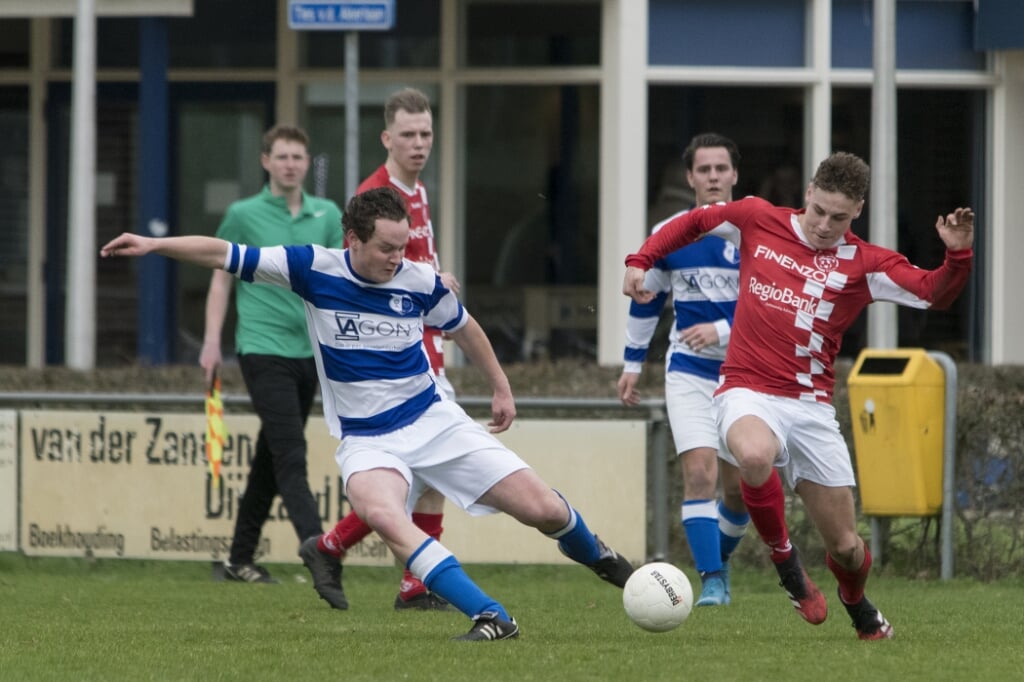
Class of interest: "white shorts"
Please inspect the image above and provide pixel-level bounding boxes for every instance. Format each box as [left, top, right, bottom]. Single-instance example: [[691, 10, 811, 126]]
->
[[335, 399, 530, 516], [665, 371, 724, 456], [713, 387, 856, 489]]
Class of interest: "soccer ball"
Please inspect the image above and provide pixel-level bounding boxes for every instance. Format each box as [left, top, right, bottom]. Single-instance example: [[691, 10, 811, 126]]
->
[[622, 562, 693, 632]]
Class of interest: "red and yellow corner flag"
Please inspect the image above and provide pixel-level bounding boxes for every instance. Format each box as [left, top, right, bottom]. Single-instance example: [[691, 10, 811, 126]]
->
[[205, 370, 227, 488]]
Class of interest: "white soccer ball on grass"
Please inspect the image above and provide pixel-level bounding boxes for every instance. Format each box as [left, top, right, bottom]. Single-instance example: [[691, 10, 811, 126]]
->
[[622, 562, 694, 632]]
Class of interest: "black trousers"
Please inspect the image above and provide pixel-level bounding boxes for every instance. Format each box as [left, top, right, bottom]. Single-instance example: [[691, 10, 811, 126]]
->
[[229, 354, 322, 564]]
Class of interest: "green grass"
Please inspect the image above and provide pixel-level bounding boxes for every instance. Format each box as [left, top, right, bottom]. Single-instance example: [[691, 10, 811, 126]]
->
[[2, 554, 1022, 682]]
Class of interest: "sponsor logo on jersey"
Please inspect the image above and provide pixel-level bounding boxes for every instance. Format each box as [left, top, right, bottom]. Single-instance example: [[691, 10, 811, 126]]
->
[[754, 245, 830, 283], [334, 311, 417, 341], [813, 252, 840, 273], [748, 277, 818, 315], [680, 268, 740, 293], [389, 294, 415, 314]]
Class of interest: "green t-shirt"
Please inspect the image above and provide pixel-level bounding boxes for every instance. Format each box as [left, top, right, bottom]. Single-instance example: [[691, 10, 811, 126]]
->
[[215, 186, 343, 358]]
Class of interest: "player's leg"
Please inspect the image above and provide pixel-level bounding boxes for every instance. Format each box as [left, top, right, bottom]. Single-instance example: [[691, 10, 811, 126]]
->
[[396, 488, 450, 609], [307, 488, 450, 610], [298, 510, 368, 608], [718, 389, 827, 624], [666, 372, 729, 604], [799, 480, 891, 639], [476, 469, 634, 588], [716, 459, 750, 602], [348, 467, 517, 641], [680, 446, 728, 605]]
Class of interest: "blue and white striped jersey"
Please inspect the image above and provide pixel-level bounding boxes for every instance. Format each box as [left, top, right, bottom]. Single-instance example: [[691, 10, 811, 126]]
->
[[224, 242, 468, 439], [623, 211, 740, 382]]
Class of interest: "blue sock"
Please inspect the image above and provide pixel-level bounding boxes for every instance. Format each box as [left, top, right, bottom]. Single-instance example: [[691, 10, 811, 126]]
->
[[545, 501, 601, 565], [718, 501, 750, 562], [682, 499, 721, 575], [409, 538, 508, 620]]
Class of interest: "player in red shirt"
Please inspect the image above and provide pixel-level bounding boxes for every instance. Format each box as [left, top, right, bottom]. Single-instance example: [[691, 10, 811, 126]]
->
[[300, 88, 457, 611], [624, 152, 974, 640]]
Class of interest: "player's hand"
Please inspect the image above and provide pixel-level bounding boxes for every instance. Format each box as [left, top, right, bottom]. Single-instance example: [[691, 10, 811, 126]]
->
[[99, 232, 152, 258], [488, 391, 516, 433], [439, 271, 461, 294], [617, 371, 642, 406], [623, 266, 655, 303], [936, 207, 974, 251], [679, 322, 719, 353]]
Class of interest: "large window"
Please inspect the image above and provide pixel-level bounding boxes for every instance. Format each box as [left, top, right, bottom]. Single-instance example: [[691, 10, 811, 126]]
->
[[462, 84, 599, 361], [46, 86, 140, 365], [461, 0, 600, 67], [173, 95, 273, 361], [832, 87, 984, 360], [649, 0, 805, 67], [0, 19, 29, 68], [0, 88, 29, 364], [648, 86, 805, 220]]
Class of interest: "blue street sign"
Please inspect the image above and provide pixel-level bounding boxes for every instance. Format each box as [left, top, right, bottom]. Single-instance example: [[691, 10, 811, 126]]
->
[[288, 0, 395, 31]]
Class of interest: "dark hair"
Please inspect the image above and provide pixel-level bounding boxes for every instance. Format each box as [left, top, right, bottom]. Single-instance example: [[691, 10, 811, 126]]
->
[[384, 87, 431, 127], [261, 124, 309, 155], [342, 187, 410, 243], [682, 132, 741, 171], [811, 152, 870, 201]]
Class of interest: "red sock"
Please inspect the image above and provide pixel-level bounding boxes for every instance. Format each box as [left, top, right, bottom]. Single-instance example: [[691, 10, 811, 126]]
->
[[827, 544, 872, 604], [740, 470, 792, 563], [399, 513, 444, 599], [320, 511, 374, 557]]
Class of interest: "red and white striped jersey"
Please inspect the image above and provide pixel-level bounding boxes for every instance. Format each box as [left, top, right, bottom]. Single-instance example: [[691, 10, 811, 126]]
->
[[355, 164, 446, 375], [626, 196, 972, 402]]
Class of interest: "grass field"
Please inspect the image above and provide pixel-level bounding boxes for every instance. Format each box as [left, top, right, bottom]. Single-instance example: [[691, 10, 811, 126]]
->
[[2, 554, 1022, 682]]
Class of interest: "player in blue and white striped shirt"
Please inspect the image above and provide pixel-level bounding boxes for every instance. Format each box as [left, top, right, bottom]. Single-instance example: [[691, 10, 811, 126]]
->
[[101, 186, 634, 642], [617, 134, 750, 607]]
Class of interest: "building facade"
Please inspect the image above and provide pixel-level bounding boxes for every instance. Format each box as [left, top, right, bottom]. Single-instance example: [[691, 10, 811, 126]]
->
[[0, 0, 1021, 368]]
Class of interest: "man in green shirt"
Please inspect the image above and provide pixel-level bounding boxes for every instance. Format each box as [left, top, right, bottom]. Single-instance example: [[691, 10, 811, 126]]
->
[[200, 124, 342, 583]]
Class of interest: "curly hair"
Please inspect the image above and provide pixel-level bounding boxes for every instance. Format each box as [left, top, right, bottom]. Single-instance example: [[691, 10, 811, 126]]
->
[[342, 187, 410, 243], [811, 152, 870, 201]]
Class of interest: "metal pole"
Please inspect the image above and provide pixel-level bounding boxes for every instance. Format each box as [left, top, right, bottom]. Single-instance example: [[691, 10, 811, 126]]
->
[[649, 404, 669, 562], [65, 0, 97, 369], [345, 31, 359, 202], [137, 17, 172, 364], [870, 516, 881, 565], [929, 351, 957, 580], [868, 0, 898, 348]]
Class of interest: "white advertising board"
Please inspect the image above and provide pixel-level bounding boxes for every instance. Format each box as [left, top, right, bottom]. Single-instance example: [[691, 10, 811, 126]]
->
[[19, 409, 646, 566], [0, 410, 17, 551]]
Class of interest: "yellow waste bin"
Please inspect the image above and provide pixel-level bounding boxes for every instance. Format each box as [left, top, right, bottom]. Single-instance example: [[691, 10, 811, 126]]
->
[[847, 348, 945, 516]]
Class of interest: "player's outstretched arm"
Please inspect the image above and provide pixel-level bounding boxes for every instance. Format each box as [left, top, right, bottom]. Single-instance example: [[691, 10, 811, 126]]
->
[[448, 315, 516, 433], [101, 233, 231, 270], [935, 207, 974, 251]]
